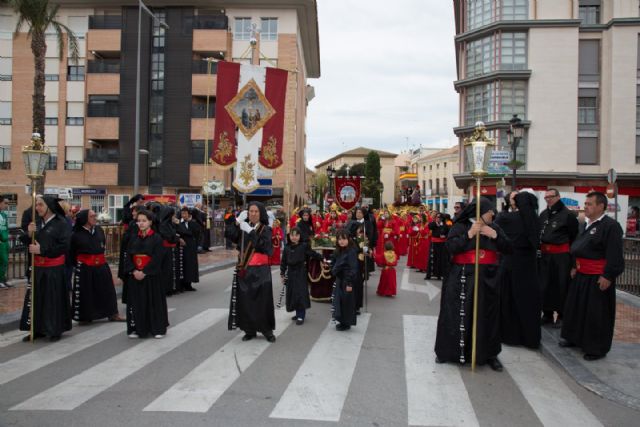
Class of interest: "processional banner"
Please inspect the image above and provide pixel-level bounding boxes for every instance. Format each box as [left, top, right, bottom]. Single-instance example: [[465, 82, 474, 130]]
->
[[211, 61, 288, 193], [334, 177, 362, 211]]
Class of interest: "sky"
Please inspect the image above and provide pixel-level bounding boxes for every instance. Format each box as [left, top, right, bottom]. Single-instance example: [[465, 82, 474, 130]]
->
[[305, 0, 459, 170]]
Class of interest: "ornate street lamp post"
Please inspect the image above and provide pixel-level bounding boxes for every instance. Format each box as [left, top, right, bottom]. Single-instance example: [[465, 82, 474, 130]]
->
[[22, 131, 49, 343], [326, 165, 336, 197], [463, 121, 496, 371], [507, 114, 524, 189]]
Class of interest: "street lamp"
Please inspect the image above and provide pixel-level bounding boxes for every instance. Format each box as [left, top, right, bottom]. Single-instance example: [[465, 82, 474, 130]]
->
[[21, 131, 49, 343], [134, 0, 169, 195], [507, 114, 524, 189], [326, 165, 336, 195], [463, 121, 496, 371]]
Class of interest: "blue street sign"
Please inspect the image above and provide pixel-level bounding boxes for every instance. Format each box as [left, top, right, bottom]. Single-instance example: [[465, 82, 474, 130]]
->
[[249, 188, 272, 196], [258, 179, 272, 186]]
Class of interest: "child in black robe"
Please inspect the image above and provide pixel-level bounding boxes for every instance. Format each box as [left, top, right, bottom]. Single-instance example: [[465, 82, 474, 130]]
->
[[330, 229, 359, 331]]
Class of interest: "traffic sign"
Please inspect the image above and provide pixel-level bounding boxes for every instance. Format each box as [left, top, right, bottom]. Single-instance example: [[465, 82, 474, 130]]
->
[[607, 168, 617, 184]]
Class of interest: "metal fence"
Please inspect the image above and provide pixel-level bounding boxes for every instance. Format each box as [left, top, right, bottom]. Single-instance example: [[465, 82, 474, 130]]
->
[[619, 238, 640, 297]]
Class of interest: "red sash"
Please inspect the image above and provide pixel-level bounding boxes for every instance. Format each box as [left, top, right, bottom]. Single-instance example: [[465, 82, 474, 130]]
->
[[162, 240, 177, 248], [77, 253, 106, 266], [452, 250, 498, 265], [431, 237, 446, 243], [34, 254, 65, 267], [575, 257, 606, 275], [540, 242, 570, 254], [133, 254, 151, 270], [247, 252, 270, 266]]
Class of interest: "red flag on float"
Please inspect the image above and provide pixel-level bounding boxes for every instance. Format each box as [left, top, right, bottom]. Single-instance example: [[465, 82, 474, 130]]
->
[[212, 61, 241, 168], [259, 67, 287, 169], [334, 177, 362, 211]]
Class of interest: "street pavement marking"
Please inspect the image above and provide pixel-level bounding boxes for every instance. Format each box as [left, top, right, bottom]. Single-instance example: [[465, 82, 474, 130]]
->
[[501, 345, 603, 427], [144, 309, 292, 413], [10, 308, 226, 411], [269, 313, 371, 422], [400, 268, 440, 301], [403, 315, 479, 427]]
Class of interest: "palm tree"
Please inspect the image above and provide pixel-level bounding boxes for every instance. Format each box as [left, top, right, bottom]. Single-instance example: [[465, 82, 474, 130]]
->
[[6, 0, 79, 190]]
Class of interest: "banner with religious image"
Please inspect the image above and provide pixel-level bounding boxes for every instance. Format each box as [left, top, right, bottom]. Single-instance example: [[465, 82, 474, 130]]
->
[[334, 177, 362, 210], [211, 61, 288, 191]]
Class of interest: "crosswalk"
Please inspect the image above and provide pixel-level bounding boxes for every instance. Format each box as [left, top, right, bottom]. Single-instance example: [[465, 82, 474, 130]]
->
[[0, 305, 605, 426]]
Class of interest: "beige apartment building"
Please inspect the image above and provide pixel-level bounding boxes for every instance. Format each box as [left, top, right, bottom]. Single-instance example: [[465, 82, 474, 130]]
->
[[452, 0, 640, 205], [0, 0, 319, 225], [315, 147, 398, 207], [414, 145, 465, 213]]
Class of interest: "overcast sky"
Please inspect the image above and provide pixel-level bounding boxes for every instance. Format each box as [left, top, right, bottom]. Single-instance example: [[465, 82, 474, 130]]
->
[[305, 0, 459, 170]]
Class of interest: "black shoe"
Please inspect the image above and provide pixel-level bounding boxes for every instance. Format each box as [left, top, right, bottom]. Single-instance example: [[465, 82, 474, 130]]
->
[[487, 357, 503, 372], [296, 319, 304, 325], [265, 334, 276, 342], [583, 354, 605, 361], [435, 356, 446, 364], [242, 334, 256, 341], [336, 324, 351, 331], [291, 316, 298, 321], [558, 339, 575, 348], [49, 335, 61, 342]]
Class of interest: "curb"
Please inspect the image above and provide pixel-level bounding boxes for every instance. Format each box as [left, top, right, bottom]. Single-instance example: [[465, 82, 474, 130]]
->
[[540, 326, 640, 411], [0, 259, 237, 331]]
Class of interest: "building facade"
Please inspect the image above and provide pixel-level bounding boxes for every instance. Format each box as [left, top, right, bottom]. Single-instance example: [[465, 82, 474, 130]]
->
[[314, 147, 398, 207], [414, 145, 465, 213], [0, 0, 319, 223], [452, 0, 639, 206]]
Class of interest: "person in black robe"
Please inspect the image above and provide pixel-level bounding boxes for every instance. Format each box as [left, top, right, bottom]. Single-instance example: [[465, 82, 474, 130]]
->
[[20, 196, 72, 342], [330, 229, 359, 331], [496, 191, 541, 349], [296, 208, 314, 244], [560, 192, 625, 360], [539, 189, 579, 326], [123, 209, 169, 339], [177, 207, 200, 292], [434, 198, 511, 371], [225, 201, 276, 342], [70, 209, 124, 323], [347, 207, 375, 312], [426, 212, 450, 280], [280, 227, 322, 325], [153, 206, 180, 296]]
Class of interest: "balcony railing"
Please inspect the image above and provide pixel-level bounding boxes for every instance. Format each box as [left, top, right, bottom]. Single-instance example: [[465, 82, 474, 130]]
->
[[87, 59, 120, 73], [192, 104, 215, 118], [65, 161, 83, 170], [89, 15, 122, 30], [85, 148, 119, 163], [88, 103, 120, 117], [192, 15, 228, 30], [192, 60, 218, 74]]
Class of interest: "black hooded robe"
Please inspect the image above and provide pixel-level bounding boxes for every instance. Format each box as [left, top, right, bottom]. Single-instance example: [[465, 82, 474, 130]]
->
[[434, 200, 511, 365], [426, 221, 450, 280], [331, 246, 358, 327], [70, 212, 118, 321], [20, 204, 72, 338], [177, 217, 200, 287], [281, 242, 321, 313], [561, 215, 624, 356]]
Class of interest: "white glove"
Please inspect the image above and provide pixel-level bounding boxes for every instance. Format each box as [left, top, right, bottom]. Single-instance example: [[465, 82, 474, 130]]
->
[[380, 215, 386, 221], [412, 226, 419, 231], [239, 221, 254, 234], [236, 210, 248, 224], [384, 234, 389, 239], [363, 246, 369, 254], [358, 218, 365, 223]]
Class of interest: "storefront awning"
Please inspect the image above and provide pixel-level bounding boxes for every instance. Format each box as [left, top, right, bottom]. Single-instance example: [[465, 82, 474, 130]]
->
[[398, 173, 418, 181]]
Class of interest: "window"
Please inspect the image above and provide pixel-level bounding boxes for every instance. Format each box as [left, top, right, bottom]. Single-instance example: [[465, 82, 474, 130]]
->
[[436, 178, 440, 195], [500, 80, 526, 121], [422, 166, 425, 172], [45, 146, 57, 170], [190, 140, 213, 163], [501, 0, 528, 21], [66, 117, 84, 125], [88, 95, 119, 117], [578, 97, 597, 124], [260, 18, 277, 41], [429, 179, 433, 190], [444, 162, 447, 168], [45, 74, 59, 81], [67, 65, 85, 81], [0, 101, 11, 125], [466, 0, 528, 31], [579, 1, 600, 25], [108, 194, 130, 223], [429, 165, 433, 170], [579, 40, 600, 82], [465, 82, 495, 125], [0, 57, 11, 80], [578, 137, 598, 165], [234, 17, 252, 40], [90, 195, 105, 214], [45, 118, 58, 125], [66, 101, 84, 125], [437, 163, 440, 169], [65, 146, 83, 169], [0, 145, 10, 169], [500, 32, 527, 70], [465, 32, 527, 78]]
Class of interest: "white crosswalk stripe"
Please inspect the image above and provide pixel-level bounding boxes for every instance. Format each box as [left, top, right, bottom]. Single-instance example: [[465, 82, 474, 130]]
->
[[143, 309, 293, 413], [10, 308, 226, 411], [400, 267, 440, 300], [501, 345, 603, 427], [403, 315, 479, 426], [269, 313, 371, 422]]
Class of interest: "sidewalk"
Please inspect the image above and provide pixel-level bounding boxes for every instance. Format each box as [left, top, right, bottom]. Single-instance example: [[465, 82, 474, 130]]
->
[[0, 246, 237, 328], [540, 290, 640, 411]]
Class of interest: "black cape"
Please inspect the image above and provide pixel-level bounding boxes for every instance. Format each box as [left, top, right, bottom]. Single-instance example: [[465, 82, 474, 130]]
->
[[177, 219, 200, 284], [331, 247, 358, 326], [281, 242, 321, 312], [426, 221, 450, 280]]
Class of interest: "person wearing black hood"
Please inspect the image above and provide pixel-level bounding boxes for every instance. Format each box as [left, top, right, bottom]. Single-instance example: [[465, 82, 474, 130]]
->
[[296, 208, 314, 244], [177, 207, 200, 292], [225, 201, 276, 342], [20, 196, 72, 342], [434, 197, 511, 371], [496, 190, 541, 349], [154, 205, 180, 296], [538, 189, 579, 327], [70, 209, 124, 323]]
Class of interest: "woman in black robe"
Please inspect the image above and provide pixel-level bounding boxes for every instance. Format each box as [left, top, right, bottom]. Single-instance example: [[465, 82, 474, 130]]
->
[[330, 229, 359, 331], [496, 191, 541, 349], [225, 201, 276, 342], [177, 207, 200, 292], [434, 198, 511, 371], [280, 227, 322, 324], [296, 208, 314, 244], [20, 196, 72, 342], [70, 209, 123, 323], [426, 212, 450, 280], [124, 209, 169, 338]]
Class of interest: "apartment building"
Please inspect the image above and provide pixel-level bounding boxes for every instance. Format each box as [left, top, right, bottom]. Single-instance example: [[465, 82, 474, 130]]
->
[[452, 0, 639, 206], [0, 0, 320, 223], [414, 145, 465, 212]]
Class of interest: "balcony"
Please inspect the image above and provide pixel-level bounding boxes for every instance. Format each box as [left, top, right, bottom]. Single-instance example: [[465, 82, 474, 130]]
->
[[87, 18, 121, 54], [192, 74, 217, 96], [89, 16, 122, 30], [192, 15, 228, 30], [0, 161, 10, 170], [193, 29, 228, 55], [86, 73, 119, 95], [65, 161, 83, 170], [87, 59, 120, 73], [86, 148, 119, 163], [192, 60, 218, 75], [88, 103, 119, 118], [86, 117, 119, 140]]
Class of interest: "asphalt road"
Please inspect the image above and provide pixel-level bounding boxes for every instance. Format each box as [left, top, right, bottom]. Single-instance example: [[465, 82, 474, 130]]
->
[[0, 264, 638, 427]]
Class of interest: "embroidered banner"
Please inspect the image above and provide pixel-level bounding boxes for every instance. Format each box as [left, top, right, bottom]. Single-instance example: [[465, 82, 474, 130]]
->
[[212, 61, 241, 168], [334, 177, 362, 211], [259, 67, 288, 169]]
